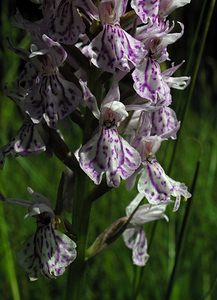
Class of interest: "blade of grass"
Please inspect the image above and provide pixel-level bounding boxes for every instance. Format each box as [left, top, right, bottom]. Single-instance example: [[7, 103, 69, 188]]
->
[[168, 0, 216, 175], [165, 161, 200, 300], [0, 203, 21, 300]]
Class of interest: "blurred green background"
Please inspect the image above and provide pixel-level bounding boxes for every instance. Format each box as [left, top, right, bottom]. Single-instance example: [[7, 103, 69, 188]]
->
[[0, 1, 217, 299]]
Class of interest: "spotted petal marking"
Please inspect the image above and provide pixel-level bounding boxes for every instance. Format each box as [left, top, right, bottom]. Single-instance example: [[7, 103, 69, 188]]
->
[[123, 227, 149, 266], [5, 62, 39, 108], [79, 127, 141, 187], [151, 107, 180, 139], [0, 121, 45, 169], [24, 73, 82, 127], [44, 0, 85, 45], [132, 58, 171, 105], [18, 236, 40, 281], [82, 25, 146, 73], [18, 224, 77, 280], [37, 225, 77, 278], [131, 0, 160, 24], [138, 158, 191, 206]]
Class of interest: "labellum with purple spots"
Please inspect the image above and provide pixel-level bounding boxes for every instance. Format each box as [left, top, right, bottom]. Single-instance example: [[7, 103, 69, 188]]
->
[[82, 0, 147, 73], [123, 193, 169, 266], [10, 34, 82, 127], [3, 188, 77, 280]]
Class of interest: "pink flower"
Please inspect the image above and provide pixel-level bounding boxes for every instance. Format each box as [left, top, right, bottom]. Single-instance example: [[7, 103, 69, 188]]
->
[[82, 0, 146, 73]]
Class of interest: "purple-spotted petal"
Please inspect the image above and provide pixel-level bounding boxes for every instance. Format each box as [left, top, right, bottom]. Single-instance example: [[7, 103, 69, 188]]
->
[[82, 25, 146, 73], [18, 236, 40, 281], [0, 121, 46, 168], [132, 58, 171, 106], [24, 73, 82, 127], [138, 158, 191, 206], [123, 227, 149, 266], [38, 226, 77, 278], [18, 225, 77, 280], [79, 127, 141, 187], [131, 0, 160, 24], [151, 107, 180, 139], [44, 0, 85, 45], [14, 122, 46, 154], [5, 62, 39, 108]]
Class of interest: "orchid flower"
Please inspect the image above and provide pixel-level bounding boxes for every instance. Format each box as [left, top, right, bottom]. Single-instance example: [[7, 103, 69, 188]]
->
[[82, 0, 146, 73], [132, 58, 190, 105], [126, 111, 191, 210], [123, 193, 169, 266], [78, 81, 141, 187], [0, 119, 46, 169], [10, 34, 82, 127], [136, 138, 190, 210], [16, 0, 98, 45], [136, 20, 184, 63], [3, 188, 77, 281]]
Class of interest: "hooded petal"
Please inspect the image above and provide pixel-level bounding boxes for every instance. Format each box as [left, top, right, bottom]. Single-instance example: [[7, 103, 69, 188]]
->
[[138, 158, 191, 207], [100, 101, 128, 125], [82, 25, 146, 73], [38, 34, 67, 66]]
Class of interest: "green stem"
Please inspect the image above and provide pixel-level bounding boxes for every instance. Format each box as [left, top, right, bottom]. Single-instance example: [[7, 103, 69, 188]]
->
[[65, 169, 92, 300], [65, 76, 99, 298], [165, 161, 200, 300]]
